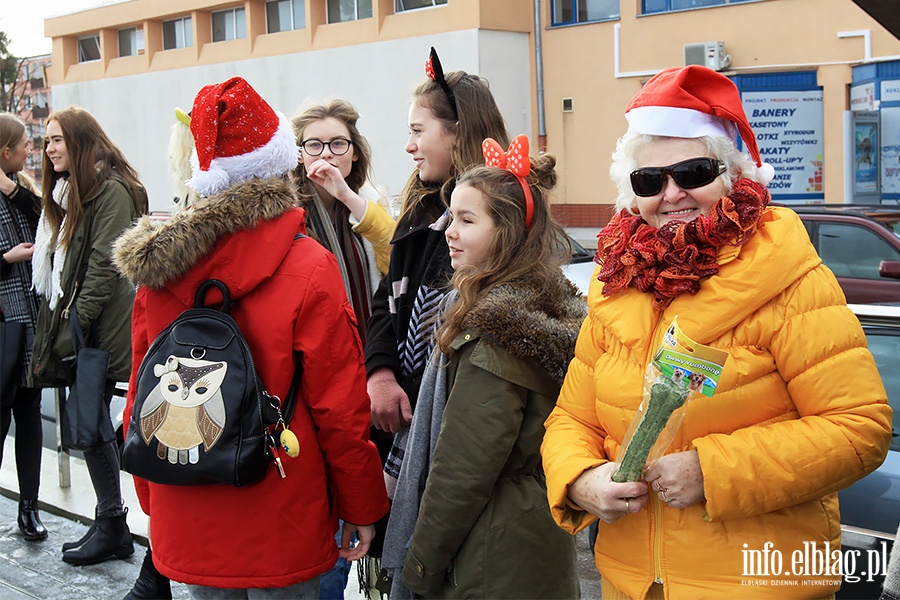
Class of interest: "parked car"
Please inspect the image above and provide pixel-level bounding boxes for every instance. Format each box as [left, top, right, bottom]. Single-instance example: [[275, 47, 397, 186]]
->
[[784, 204, 900, 304], [563, 236, 597, 295], [836, 303, 900, 598]]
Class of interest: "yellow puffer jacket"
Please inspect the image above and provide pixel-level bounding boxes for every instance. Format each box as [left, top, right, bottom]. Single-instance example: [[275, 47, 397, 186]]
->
[[542, 207, 893, 599]]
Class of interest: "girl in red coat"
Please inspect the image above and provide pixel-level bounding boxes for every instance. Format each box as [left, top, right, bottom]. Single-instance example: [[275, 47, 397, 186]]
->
[[114, 77, 388, 597]]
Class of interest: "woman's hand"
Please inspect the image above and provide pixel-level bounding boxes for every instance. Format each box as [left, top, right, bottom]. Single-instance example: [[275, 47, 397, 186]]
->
[[568, 462, 649, 524], [339, 522, 374, 561], [644, 449, 705, 509], [305, 159, 367, 218], [367, 367, 412, 433], [3, 242, 34, 264]]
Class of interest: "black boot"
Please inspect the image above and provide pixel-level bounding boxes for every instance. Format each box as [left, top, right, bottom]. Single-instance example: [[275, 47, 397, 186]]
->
[[62, 508, 99, 552], [123, 548, 172, 600], [62, 507, 134, 566], [17, 498, 48, 541]]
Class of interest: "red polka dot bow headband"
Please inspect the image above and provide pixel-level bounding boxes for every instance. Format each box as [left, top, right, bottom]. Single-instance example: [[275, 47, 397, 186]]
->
[[482, 134, 534, 229]]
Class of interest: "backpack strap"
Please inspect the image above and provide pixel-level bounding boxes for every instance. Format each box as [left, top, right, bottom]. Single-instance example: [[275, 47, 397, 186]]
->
[[282, 352, 304, 425], [195, 279, 232, 313]]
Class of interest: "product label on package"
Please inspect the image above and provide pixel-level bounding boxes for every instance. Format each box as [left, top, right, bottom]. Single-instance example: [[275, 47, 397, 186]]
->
[[653, 319, 728, 398]]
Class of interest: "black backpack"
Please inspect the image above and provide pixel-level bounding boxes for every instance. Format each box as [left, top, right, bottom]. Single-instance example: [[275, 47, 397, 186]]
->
[[122, 279, 296, 486]]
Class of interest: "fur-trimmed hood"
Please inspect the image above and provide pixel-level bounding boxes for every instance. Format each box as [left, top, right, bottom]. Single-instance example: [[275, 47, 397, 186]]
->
[[462, 271, 587, 385], [114, 178, 298, 291]]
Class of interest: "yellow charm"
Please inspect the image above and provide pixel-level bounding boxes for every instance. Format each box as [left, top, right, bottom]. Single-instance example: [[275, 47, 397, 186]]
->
[[279, 429, 300, 458]]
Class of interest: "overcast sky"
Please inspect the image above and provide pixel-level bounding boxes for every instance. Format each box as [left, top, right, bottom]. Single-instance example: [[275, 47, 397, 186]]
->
[[1, 0, 108, 58]]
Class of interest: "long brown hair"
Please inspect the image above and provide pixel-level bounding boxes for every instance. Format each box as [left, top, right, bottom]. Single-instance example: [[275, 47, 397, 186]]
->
[[0, 112, 38, 194], [291, 99, 373, 198], [398, 71, 510, 224], [435, 154, 570, 353], [41, 107, 145, 248]]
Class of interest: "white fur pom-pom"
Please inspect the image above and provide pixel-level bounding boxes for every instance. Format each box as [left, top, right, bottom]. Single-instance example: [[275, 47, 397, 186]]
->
[[757, 162, 775, 186], [189, 151, 231, 197]]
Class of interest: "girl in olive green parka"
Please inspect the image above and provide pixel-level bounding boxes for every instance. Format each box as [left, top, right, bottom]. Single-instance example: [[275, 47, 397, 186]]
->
[[30, 107, 147, 567], [390, 144, 585, 599]]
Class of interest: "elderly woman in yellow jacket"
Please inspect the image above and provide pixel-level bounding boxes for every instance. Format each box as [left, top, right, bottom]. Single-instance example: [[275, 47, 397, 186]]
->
[[542, 65, 893, 600]]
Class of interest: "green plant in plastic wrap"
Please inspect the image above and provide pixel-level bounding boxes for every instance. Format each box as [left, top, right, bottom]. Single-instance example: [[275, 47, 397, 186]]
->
[[611, 318, 728, 483]]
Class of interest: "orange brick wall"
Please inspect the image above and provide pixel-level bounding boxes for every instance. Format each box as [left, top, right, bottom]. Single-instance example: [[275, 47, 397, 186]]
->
[[551, 203, 616, 228]]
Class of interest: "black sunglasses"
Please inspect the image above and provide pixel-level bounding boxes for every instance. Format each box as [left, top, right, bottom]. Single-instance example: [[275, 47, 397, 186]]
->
[[630, 157, 727, 197]]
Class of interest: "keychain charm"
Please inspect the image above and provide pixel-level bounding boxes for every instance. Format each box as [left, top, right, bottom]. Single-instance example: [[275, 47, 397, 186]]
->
[[280, 428, 300, 458]]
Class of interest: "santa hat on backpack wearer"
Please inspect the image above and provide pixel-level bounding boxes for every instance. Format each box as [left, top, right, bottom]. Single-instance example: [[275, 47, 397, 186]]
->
[[624, 65, 775, 185], [188, 76, 298, 197]]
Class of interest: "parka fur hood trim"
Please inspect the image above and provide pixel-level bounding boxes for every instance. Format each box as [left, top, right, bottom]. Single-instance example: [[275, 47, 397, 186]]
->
[[462, 272, 587, 385], [114, 178, 297, 289]]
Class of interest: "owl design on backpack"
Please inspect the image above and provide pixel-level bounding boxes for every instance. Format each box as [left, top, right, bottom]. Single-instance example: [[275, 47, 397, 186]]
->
[[139, 355, 228, 466]]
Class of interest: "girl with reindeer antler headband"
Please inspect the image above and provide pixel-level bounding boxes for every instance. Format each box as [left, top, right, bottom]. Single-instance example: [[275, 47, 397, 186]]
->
[[365, 47, 510, 483], [382, 134, 584, 598]]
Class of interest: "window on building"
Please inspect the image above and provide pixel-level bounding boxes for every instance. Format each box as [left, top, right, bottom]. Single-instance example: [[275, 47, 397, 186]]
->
[[551, 0, 619, 25], [77, 35, 101, 62], [395, 0, 447, 11], [29, 124, 45, 148], [642, 0, 751, 14], [163, 17, 193, 50], [213, 8, 246, 41], [327, 0, 372, 22], [266, 0, 305, 32], [118, 27, 145, 56]]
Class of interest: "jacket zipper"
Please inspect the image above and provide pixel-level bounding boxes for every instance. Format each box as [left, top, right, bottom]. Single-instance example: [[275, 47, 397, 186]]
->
[[62, 280, 80, 320], [645, 309, 666, 585]]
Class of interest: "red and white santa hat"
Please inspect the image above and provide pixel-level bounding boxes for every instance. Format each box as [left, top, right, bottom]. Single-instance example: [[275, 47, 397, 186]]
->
[[625, 65, 775, 185], [188, 76, 298, 197]]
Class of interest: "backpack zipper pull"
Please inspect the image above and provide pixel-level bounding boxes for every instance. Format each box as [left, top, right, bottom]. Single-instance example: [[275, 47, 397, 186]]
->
[[267, 432, 286, 479]]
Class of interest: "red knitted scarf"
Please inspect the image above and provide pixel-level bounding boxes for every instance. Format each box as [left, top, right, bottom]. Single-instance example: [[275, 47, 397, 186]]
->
[[595, 178, 770, 310]]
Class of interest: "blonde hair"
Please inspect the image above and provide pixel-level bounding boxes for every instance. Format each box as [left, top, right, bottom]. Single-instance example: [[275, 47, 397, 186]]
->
[[0, 112, 38, 194], [168, 117, 198, 212]]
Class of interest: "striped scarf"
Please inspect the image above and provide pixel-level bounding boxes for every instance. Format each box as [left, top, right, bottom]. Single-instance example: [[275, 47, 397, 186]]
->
[[303, 188, 373, 343], [0, 175, 41, 385]]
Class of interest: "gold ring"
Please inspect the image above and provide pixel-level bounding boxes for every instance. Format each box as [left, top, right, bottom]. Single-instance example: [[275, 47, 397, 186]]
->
[[625, 498, 630, 512], [661, 489, 670, 503]]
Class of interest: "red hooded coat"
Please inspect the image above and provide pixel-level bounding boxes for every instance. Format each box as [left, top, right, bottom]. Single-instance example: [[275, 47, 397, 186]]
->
[[114, 178, 388, 588]]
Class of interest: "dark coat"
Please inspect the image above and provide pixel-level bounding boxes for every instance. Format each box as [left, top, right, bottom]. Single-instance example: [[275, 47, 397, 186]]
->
[[30, 176, 147, 387], [113, 178, 389, 588], [364, 189, 452, 406], [401, 271, 587, 599]]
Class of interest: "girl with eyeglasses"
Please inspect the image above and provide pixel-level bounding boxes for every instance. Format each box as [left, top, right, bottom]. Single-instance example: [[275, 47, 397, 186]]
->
[[291, 99, 395, 345], [542, 65, 892, 599]]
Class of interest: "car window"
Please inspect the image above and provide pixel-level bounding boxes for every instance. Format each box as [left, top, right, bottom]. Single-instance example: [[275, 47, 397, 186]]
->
[[863, 327, 900, 451], [816, 223, 900, 279], [569, 236, 595, 264]]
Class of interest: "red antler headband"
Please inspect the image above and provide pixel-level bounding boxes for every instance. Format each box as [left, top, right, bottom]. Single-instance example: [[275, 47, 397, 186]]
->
[[425, 46, 459, 121], [482, 134, 534, 229]]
